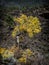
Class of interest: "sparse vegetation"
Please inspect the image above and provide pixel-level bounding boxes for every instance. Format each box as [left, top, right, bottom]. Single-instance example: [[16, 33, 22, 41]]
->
[[0, 2, 49, 65]]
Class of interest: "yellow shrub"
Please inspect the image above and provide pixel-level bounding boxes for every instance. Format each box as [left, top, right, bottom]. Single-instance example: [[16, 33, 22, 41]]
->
[[0, 45, 18, 59], [18, 57, 26, 63], [12, 14, 41, 38], [22, 49, 32, 57], [0, 47, 14, 59], [2, 50, 14, 58], [18, 49, 32, 63]]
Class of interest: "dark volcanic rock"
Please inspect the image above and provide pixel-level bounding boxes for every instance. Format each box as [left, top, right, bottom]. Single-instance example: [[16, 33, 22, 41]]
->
[[39, 13, 49, 19]]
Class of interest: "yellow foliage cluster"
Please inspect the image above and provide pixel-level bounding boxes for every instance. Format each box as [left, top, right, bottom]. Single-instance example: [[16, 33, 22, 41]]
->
[[18, 57, 26, 63], [0, 47, 6, 54], [22, 49, 32, 57], [18, 49, 32, 63], [12, 14, 41, 38], [0, 47, 14, 59], [0, 45, 19, 59], [0, 47, 33, 63]]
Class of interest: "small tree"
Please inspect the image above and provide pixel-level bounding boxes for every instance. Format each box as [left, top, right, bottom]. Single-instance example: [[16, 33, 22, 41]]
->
[[11, 14, 41, 48]]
